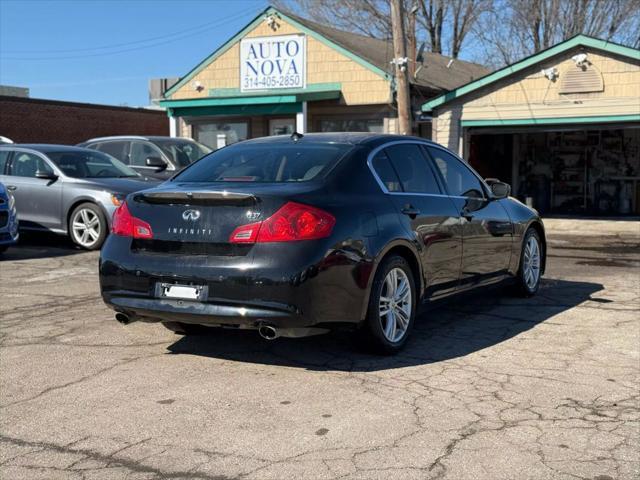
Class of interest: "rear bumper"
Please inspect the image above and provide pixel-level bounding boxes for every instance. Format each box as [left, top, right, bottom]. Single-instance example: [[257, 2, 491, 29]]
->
[[99, 235, 373, 329], [103, 295, 303, 327]]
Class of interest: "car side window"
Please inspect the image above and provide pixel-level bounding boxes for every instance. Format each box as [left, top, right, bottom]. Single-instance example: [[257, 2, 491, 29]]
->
[[97, 141, 129, 163], [371, 150, 402, 192], [426, 147, 484, 198], [9, 152, 53, 178], [130, 141, 164, 167], [0, 150, 10, 174], [384, 144, 441, 194]]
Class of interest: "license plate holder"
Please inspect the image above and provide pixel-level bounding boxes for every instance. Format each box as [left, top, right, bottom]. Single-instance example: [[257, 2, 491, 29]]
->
[[156, 282, 207, 301]]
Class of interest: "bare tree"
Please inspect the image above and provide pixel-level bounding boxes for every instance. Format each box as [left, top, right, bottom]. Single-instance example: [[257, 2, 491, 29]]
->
[[277, 0, 491, 59], [276, 0, 639, 68], [416, 0, 490, 58], [475, 0, 640, 66], [449, 0, 492, 58], [274, 0, 392, 38], [418, 0, 446, 54]]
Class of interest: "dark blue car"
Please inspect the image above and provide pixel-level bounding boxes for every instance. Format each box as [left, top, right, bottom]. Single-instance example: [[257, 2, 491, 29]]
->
[[0, 181, 19, 253]]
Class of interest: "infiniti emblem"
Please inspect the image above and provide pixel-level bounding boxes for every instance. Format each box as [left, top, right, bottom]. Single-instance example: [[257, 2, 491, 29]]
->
[[182, 209, 201, 221]]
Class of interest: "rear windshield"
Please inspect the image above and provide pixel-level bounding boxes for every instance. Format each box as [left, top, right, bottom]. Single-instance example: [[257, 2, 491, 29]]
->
[[173, 143, 352, 183]]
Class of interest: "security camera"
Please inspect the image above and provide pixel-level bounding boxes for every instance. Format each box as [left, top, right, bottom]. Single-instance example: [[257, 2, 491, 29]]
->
[[572, 53, 588, 67], [265, 14, 280, 31], [391, 57, 409, 72], [541, 67, 558, 81], [192, 81, 204, 92]]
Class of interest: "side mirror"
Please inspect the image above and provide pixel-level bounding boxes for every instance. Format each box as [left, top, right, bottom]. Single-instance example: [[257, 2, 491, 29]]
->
[[145, 156, 167, 170], [488, 180, 511, 199], [35, 170, 58, 180]]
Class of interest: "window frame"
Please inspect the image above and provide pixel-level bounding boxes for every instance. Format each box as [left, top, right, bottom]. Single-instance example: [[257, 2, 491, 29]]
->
[[381, 143, 443, 195], [423, 144, 490, 199], [370, 149, 403, 193], [367, 140, 491, 199], [94, 140, 132, 165], [6, 148, 58, 178]]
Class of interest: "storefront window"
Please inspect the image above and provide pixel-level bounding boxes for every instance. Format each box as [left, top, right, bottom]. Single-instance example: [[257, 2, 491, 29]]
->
[[319, 118, 384, 133], [193, 122, 248, 149]]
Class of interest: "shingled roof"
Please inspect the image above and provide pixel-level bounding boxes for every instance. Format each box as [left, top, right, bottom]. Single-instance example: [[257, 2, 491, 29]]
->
[[283, 10, 491, 92], [164, 6, 492, 99]]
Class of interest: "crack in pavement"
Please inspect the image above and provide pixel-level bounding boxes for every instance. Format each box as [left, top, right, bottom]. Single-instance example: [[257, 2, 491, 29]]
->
[[1, 236, 638, 479]]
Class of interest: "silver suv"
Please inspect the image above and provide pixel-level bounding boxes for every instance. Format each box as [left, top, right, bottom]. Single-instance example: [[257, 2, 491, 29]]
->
[[78, 136, 211, 180]]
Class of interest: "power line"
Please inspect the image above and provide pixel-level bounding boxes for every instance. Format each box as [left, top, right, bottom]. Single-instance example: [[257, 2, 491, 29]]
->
[[1, 7, 257, 61], [2, 6, 255, 55]]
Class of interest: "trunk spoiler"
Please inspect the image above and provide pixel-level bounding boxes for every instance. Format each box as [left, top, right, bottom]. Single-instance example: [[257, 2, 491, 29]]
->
[[133, 190, 258, 206]]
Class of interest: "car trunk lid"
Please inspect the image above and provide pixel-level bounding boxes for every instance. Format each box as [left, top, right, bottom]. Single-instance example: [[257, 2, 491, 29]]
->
[[127, 182, 322, 249]]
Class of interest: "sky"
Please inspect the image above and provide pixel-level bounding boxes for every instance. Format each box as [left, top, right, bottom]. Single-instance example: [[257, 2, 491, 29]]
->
[[0, 0, 269, 106]]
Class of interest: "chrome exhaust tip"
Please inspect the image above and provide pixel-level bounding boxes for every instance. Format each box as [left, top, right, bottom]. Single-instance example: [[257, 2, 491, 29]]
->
[[258, 323, 279, 340], [115, 313, 131, 325]]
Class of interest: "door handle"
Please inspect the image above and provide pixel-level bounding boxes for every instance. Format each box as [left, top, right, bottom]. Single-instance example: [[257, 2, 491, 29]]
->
[[6, 185, 17, 191], [401, 205, 420, 218]]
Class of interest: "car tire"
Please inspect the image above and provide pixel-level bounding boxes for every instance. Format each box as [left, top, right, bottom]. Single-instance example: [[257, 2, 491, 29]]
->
[[161, 321, 207, 335], [356, 254, 417, 355], [515, 228, 543, 297], [69, 203, 107, 250]]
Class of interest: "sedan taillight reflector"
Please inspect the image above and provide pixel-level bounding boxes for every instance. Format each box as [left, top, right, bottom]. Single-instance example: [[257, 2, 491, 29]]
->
[[229, 202, 335, 244], [112, 201, 153, 239]]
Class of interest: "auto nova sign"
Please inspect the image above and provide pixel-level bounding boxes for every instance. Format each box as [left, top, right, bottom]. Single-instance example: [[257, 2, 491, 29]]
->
[[240, 34, 306, 91]]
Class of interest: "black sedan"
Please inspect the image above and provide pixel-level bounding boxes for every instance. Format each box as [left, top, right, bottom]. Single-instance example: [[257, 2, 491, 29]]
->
[[100, 133, 545, 354]]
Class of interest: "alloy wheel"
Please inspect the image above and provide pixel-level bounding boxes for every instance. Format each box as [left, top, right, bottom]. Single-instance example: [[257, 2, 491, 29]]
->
[[523, 235, 541, 290], [379, 267, 412, 342], [72, 208, 101, 248]]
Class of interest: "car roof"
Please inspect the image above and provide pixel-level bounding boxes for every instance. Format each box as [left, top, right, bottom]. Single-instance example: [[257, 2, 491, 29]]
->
[[0, 144, 95, 154], [240, 132, 438, 148], [82, 135, 196, 143]]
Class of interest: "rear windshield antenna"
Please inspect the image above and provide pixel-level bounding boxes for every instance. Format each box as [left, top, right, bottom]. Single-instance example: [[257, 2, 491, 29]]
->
[[290, 131, 304, 142]]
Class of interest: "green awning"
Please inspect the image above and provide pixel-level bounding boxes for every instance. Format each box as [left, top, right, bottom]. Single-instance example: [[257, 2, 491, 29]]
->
[[169, 103, 303, 117], [461, 114, 640, 128], [160, 82, 341, 117]]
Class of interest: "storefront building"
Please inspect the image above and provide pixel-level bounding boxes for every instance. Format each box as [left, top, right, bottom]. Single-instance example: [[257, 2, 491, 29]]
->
[[422, 35, 640, 216], [160, 6, 488, 148]]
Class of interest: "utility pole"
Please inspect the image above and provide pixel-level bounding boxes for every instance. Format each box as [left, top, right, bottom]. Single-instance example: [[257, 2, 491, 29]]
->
[[390, 0, 411, 135]]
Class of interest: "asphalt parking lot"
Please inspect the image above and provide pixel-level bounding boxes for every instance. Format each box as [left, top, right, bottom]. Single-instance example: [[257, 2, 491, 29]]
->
[[1, 222, 638, 480]]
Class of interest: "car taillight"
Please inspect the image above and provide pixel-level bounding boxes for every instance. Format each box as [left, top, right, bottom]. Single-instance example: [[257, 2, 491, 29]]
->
[[111, 201, 153, 239], [229, 202, 335, 244]]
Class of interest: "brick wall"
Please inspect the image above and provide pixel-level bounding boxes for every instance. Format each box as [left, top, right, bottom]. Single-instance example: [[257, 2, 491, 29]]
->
[[0, 96, 169, 144]]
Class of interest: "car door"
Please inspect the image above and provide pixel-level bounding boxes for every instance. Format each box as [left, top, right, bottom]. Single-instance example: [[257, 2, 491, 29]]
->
[[425, 145, 513, 287], [129, 141, 173, 179], [370, 143, 462, 298], [6, 150, 63, 230]]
